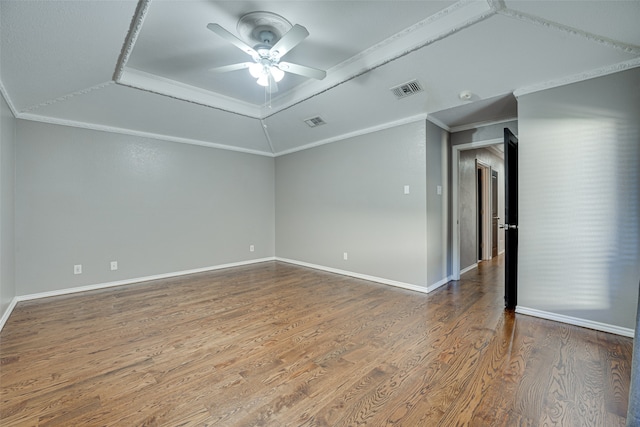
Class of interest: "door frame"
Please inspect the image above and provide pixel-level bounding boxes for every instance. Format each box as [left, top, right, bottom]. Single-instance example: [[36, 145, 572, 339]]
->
[[476, 160, 491, 261], [490, 168, 499, 258], [451, 138, 502, 280]]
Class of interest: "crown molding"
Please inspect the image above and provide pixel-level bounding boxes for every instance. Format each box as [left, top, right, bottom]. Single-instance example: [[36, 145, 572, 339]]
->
[[274, 113, 428, 157], [514, 58, 640, 98], [20, 82, 115, 113], [450, 117, 517, 133], [426, 115, 451, 132], [498, 7, 640, 56], [427, 107, 518, 134], [17, 112, 275, 157], [487, 0, 507, 13], [117, 68, 262, 119], [260, 119, 275, 154], [113, 0, 151, 81], [0, 80, 19, 118]]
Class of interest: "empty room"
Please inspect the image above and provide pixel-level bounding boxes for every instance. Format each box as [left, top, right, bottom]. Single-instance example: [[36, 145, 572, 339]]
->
[[1, 1, 639, 425]]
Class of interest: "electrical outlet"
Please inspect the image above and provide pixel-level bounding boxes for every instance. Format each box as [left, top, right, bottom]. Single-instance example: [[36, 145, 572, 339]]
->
[[110, 261, 118, 271], [343, 252, 348, 260], [250, 245, 255, 252], [74, 264, 82, 275]]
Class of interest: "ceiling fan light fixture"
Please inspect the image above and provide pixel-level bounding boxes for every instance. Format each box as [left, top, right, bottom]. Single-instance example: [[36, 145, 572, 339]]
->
[[270, 66, 284, 82], [256, 74, 269, 87], [249, 62, 263, 78]]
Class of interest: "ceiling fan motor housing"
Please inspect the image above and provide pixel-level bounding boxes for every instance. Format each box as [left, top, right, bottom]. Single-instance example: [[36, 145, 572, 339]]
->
[[257, 30, 276, 45], [237, 11, 292, 46]]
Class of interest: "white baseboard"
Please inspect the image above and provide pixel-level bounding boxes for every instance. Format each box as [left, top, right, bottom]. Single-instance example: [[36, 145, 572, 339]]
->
[[0, 258, 275, 332], [460, 263, 478, 276], [0, 297, 20, 332], [276, 257, 432, 294], [426, 276, 454, 293], [18, 257, 276, 302], [515, 306, 635, 338]]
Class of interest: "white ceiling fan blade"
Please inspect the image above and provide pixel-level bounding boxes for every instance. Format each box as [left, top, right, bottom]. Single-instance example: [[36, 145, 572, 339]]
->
[[278, 62, 326, 80], [207, 23, 258, 58], [270, 24, 309, 59], [209, 62, 254, 73]]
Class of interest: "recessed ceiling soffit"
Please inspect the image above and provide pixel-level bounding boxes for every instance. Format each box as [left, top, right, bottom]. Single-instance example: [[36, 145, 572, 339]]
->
[[108, 0, 639, 121], [2, 0, 639, 157]]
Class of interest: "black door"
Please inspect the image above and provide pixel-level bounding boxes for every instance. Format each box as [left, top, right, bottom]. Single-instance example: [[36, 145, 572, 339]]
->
[[504, 128, 518, 310], [477, 167, 483, 260]]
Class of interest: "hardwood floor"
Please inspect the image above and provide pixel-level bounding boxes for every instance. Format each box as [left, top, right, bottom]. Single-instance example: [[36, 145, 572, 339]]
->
[[0, 257, 633, 426]]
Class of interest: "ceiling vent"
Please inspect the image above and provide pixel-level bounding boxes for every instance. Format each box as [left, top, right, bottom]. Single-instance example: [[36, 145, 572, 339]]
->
[[390, 80, 423, 99], [304, 116, 327, 128]]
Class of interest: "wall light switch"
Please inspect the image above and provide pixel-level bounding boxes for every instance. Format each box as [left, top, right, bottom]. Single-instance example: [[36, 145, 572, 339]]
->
[[250, 245, 255, 252], [343, 252, 348, 260], [74, 264, 82, 275], [437, 185, 442, 195], [404, 185, 410, 195], [110, 261, 118, 271]]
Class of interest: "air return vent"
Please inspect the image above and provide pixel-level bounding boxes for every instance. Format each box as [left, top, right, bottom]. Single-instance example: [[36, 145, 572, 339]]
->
[[304, 116, 326, 128], [390, 80, 423, 99]]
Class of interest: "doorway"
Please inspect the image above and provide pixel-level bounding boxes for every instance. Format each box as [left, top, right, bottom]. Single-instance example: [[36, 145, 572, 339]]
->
[[451, 138, 505, 280]]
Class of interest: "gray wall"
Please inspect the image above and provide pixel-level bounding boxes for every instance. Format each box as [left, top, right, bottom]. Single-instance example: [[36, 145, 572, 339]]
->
[[275, 121, 430, 287], [518, 68, 640, 329], [15, 121, 275, 295], [1, 93, 16, 317], [458, 148, 504, 270]]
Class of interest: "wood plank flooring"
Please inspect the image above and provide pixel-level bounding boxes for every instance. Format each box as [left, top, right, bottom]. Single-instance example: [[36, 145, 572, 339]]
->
[[0, 257, 633, 426]]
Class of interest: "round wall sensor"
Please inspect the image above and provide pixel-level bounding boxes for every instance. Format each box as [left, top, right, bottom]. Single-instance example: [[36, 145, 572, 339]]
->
[[458, 90, 473, 101]]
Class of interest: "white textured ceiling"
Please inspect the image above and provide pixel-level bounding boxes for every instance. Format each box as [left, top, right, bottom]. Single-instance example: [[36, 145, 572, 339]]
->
[[1, 0, 639, 156]]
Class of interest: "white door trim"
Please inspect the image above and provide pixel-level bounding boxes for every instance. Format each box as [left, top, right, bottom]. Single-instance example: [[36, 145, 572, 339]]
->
[[476, 160, 492, 261]]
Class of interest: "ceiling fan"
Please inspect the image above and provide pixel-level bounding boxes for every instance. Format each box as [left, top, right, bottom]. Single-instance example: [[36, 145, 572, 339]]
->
[[207, 12, 326, 92]]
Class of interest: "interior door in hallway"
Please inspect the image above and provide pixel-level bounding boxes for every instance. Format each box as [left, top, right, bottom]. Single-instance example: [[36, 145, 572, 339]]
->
[[491, 169, 499, 258], [504, 128, 518, 310]]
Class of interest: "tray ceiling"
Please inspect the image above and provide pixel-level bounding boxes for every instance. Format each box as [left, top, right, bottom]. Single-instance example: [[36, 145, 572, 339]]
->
[[1, 0, 639, 156]]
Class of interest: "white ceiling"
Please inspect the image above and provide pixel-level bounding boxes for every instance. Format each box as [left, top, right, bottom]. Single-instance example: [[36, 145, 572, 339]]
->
[[2, 0, 639, 156]]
